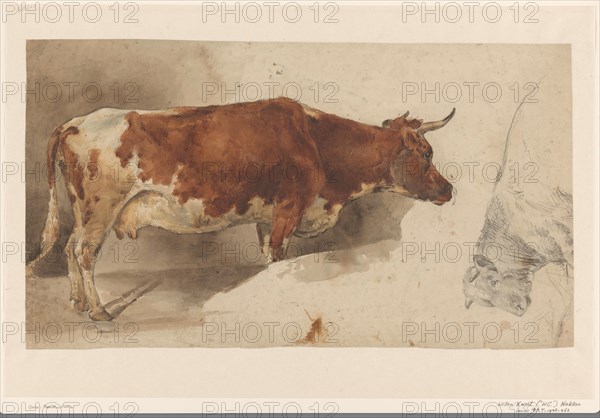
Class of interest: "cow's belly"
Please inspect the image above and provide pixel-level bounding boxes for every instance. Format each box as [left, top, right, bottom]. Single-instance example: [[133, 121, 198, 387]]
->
[[114, 191, 342, 239], [295, 198, 342, 238], [113, 192, 275, 238]]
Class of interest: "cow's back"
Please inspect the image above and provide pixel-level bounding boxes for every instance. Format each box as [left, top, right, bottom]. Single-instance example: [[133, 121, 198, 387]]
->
[[112, 98, 324, 217], [499, 85, 572, 194]]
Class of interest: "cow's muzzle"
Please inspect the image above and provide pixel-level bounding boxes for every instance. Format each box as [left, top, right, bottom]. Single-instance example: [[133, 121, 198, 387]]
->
[[432, 182, 453, 205]]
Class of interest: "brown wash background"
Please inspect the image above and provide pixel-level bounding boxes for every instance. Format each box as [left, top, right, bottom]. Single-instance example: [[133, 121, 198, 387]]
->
[[25, 40, 572, 348]]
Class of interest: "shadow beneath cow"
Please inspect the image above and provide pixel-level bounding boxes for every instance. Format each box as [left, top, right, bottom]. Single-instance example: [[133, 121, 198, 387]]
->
[[291, 192, 415, 260], [95, 264, 266, 321], [29, 192, 415, 323]]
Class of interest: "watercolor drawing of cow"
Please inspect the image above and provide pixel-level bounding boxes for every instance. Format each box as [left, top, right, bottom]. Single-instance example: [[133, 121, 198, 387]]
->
[[28, 97, 456, 321]]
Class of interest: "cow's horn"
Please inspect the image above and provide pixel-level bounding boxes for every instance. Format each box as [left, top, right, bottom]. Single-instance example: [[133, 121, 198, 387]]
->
[[401, 111, 409, 118], [417, 108, 455, 134], [465, 298, 474, 309]]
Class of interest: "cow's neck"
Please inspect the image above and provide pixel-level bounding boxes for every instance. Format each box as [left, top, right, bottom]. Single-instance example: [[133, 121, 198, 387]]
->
[[307, 113, 401, 210], [476, 194, 546, 272]]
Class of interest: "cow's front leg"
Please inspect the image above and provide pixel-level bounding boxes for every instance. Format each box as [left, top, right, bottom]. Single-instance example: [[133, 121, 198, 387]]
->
[[269, 200, 304, 262], [256, 223, 272, 261], [74, 209, 120, 321]]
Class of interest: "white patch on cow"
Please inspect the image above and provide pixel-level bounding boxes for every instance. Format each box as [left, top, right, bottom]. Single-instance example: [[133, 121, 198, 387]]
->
[[296, 198, 342, 238], [265, 243, 273, 263], [295, 183, 394, 238], [301, 103, 321, 119], [350, 182, 382, 200], [242, 197, 275, 223], [262, 235, 271, 259], [62, 109, 130, 167]]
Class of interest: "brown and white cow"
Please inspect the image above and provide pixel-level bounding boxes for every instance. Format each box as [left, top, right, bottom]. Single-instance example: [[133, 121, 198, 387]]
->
[[28, 97, 455, 320]]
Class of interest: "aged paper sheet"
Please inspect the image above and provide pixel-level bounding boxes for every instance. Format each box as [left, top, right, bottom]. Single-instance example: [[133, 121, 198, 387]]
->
[[1, 1, 598, 414]]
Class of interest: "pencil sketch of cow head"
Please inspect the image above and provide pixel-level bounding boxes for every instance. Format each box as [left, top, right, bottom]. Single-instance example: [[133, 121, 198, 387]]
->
[[463, 254, 533, 316]]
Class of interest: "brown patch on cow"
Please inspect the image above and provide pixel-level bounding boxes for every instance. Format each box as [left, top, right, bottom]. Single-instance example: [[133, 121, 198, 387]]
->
[[299, 317, 325, 344], [56, 126, 84, 200], [171, 105, 218, 116], [171, 106, 198, 114], [88, 148, 101, 180], [67, 190, 77, 204], [47, 125, 82, 204], [83, 206, 93, 225], [55, 156, 77, 205], [80, 150, 103, 225], [82, 195, 104, 226], [46, 127, 63, 188], [116, 98, 324, 219]]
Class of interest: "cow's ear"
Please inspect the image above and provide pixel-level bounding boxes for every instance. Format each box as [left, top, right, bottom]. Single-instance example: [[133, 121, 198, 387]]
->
[[473, 254, 497, 271], [468, 267, 480, 282], [382, 119, 392, 128], [407, 118, 423, 130]]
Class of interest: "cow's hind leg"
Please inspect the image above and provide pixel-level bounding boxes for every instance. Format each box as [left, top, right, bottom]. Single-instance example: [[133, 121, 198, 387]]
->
[[66, 230, 87, 312], [75, 216, 118, 321], [62, 177, 88, 312]]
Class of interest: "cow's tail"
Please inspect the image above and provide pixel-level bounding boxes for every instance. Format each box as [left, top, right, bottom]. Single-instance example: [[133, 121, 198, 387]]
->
[[26, 129, 62, 277]]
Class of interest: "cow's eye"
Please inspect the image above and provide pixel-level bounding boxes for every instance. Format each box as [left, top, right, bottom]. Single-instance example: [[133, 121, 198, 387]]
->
[[491, 280, 498, 286], [423, 152, 431, 160]]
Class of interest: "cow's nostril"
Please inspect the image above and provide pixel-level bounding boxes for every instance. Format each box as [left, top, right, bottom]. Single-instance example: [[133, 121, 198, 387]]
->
[[443, 183, 453, 195]]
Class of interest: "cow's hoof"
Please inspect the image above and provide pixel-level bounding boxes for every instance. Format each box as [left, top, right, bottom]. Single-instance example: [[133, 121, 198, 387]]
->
[[25, 264, 35, 278], [89, 307, 113, 321], [71, 298, 89, 313]]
